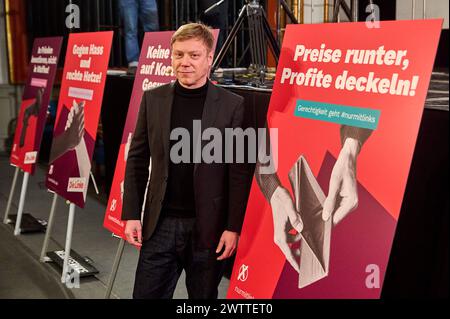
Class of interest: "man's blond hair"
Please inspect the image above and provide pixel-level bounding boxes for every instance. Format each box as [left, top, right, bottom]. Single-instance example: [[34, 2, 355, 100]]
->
[[171, 23, 214, 52]]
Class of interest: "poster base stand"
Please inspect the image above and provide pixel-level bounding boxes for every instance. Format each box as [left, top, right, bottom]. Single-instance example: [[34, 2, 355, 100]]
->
[[40, 192, 58, 262], [47, 249, 99, 278], [13, 170, 30, 236], [3, 166, 19, 224], [43, 172, 100, 282], [6, 213, 46, 233], [105, 237, 125, 299]]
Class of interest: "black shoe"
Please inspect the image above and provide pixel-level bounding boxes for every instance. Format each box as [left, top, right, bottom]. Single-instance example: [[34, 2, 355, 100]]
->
[[127, 66, 137, 76]]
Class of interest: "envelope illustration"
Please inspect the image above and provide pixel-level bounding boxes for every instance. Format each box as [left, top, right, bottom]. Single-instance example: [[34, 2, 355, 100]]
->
[[288, 155, 332, 289]]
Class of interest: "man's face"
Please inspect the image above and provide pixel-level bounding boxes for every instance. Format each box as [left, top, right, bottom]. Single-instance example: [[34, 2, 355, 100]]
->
[[171, 38, 213, 89]]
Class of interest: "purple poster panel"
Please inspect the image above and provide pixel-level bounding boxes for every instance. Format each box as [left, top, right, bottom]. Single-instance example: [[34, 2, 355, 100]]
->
[[45, 32, 113, 208], [10, 37, 62, 174]]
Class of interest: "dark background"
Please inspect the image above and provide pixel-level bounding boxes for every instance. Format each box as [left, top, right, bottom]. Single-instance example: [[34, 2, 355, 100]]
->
[[24, 1, 449, 70], [24, 0, 251, 68]]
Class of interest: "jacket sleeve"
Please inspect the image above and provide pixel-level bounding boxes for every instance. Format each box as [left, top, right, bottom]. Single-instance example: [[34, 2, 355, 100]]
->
[[122, 92, 151, 220], [226, 97, 252, 234], [254, 123, 281, 202], [340, 125, 373, 150]]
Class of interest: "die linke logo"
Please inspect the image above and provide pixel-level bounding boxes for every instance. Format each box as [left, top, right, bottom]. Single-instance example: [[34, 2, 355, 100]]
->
[[109, 199, 117, 212], [24, 151, 37, 164], [237, 264, 249, 282], [67, 177, 86, 192]]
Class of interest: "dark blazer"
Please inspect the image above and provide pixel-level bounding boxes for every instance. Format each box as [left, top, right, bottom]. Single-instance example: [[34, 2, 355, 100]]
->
[[122, 80, 249, 249]]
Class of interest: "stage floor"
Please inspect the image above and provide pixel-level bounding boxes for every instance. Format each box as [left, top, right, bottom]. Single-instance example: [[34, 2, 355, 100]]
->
[[0, 154, 230, 299]]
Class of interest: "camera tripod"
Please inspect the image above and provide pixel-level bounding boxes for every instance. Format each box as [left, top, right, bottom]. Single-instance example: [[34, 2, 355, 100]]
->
[[211, 0, 297, 86]]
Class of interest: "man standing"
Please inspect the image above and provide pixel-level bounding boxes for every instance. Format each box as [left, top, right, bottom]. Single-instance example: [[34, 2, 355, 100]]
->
[[122, 23, 248, 299], [119, 0, 159, 75]]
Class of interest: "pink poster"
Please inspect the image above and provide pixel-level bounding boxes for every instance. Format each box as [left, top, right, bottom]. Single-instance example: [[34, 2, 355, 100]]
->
[[10, 37, 62, 174], [227, 20, 442, 299], [45, 32, 113, 208]]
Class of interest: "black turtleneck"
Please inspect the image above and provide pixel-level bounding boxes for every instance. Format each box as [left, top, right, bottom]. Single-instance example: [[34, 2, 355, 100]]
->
[[161, 80, 208, 218]]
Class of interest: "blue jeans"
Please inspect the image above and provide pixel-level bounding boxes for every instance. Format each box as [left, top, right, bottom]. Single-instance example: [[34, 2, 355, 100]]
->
[[133, 216, 226, 299], [120, 0, 159, 64]]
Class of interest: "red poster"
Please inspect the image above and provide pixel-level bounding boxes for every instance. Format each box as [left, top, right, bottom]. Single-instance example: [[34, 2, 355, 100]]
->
[[103, 30, 219, 239], [45, 32, 113, 208], [228, 20, 442, 299], [10, 37, 62, 174]]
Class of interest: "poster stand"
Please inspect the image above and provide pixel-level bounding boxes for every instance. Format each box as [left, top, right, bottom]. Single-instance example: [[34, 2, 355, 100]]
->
[[5, 167, 45, 235], [6, 37, 62, 233], [13, 171, 30, 235], [40, 192, 59, 262], [3, 166, 19, 224], [61, 202, 76, 283], [45, 200, 99, 282], [45, 172, 100, 280], [104, 236, 125, 299]]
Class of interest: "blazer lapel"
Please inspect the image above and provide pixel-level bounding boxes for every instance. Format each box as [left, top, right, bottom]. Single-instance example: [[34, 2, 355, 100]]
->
[[194, 81, 220, 175], [158, 81, 175, 164], [201, 81, 220, 130]]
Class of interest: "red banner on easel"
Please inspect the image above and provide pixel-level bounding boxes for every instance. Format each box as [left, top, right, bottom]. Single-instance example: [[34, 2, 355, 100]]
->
[[45, 32, 113, 208], [10, 37, 62, 174], [228, 19, 442, 299]]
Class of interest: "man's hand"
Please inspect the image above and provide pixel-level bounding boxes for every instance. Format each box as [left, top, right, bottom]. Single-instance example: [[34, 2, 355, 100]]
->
[[64, 101, 85, 150], [322, 137, 360, 225], [216, 230, 239, 260], [48, 101, 85, 164], [269, 186, 303, 273], [124, 220, 142, 248]]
